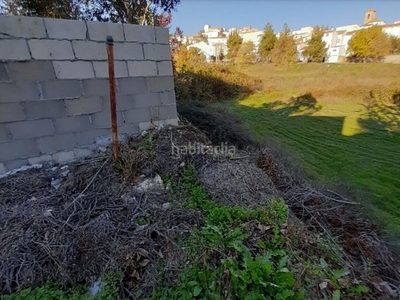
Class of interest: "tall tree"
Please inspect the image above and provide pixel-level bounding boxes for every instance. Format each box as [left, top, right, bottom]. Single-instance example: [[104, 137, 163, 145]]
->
[[226, 30, 243, 60], [347, 26, 391, 62], [258, 23, 276, 62], [1, 0, 180, 25], [271, 24, 297, 68], [302, 26, 327, 62], [237, 41, 256, 65]]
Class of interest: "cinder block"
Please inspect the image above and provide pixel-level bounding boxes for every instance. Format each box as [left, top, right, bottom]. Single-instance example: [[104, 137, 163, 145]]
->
[[65, 97, 103, 115], [41, 80, 83, 99], [118, 123, 140, 135], [5, 159, 29, 171], [91, 111, 123, 129], [83, 79, 109, 97], [147, 76, 174, 92], [132, 93, 160, 108], [0, 103, 26, 123], [139, 122, 152, 131], [159, 90, 176, 106], [24, 100, 66, 119], [157, 61, 173, 76], [92, 61, 128, 78], [155, 27, 170, 44], [53, 61, 94, 79], [0, 81, 40, 103], [0, 16, 46, 38], [124, 24, 156, 43], [0, 63, 10, 82], [53, 115, 92, 134], [103, 94, 136, 111], [0, 39, 31, 60], [74, 148, 93, 159], [37, 133, 77, 153], [0, 139, 40, 161], [143, 44, 171, 60], [127, 61, 157, 77], [52, 151, 75, 164], [165, 118, 179, 126], [0, 163, 6, 174], [118, 77, 147, 94], [29, 39, 74, 60], [124, 107, 152, 124], [8, 119, 54, 139], [87, 21, 124, 42], [159, 105, 177, 120], [114, 43, 144, 60], [7, 61, 56, 81], [74, 129, 109, 146], [28, 154, 53, 165], [44, 18, 87, 40], [72, 41, 107, 60], [0, 124, 10, 142]]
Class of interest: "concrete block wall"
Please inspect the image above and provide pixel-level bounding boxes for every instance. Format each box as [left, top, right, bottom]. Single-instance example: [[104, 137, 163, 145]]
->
[[0, 16, 177, 173]]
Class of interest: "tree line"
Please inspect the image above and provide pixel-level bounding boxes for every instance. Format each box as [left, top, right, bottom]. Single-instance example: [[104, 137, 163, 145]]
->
[[226, 23, 400, 67], [0, 0, 179, 26]]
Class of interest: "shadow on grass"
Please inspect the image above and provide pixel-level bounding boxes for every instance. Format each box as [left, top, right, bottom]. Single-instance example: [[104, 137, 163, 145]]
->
[[229, 92, 400, 237]]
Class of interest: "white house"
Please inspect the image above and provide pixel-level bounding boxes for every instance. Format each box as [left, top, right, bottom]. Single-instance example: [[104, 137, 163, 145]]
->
[[241, 30, 264, 50]]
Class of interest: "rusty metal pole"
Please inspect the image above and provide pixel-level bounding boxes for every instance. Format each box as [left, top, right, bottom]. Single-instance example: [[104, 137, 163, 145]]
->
[[106, 35, 119, 162]]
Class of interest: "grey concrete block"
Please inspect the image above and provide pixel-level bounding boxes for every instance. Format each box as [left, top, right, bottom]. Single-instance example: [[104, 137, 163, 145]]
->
[[72, 41, 107, 60], [124, 24, 155, 43], [0, 16, 46, 38], [0, 103, 26, 123], [160, 90, 176, 106], [37, 133, 77, 153], [41, 80, 83, 99], [143, 44, 171, 60], [29, 39, 74, 60], [65, 97, 103, 115], [157, 61, 173, 76], [52, 151, 75, 164], [114, 43, 144, 60], [53, 115, 92, 133], [75, 129, 109, 146], [24, 100, 66, 119], [91, 111, 123, 129], [0, 63, 10, 82], [28, 154, 53, 165], [132, 93, 160, 108], [53, 61, 94, 79], [87, 21, 124, 42], [83, 79, 109, 97], [118, 123, 140, 135], [0, 124, 10, 142], [147, 76, 174, 92], [0, 139, 39, 161], [5, 159, 29, 171], [165, 118, 179, 126], [44, 18, 87, 40], [0, 81, 40, 103], [155, 27, 170, 44], [159, 105, 177, 120], [139, 122, 152, 131], [118, 77, 147, 94], [124, 107, 152, 124], [8, 119, 54, 139], [0, 163, 6, 174], [127, 61, 157, 77], [103, 94, 136, 111], [0, 39, 31, 60], [7, 61, 56, 81], [92, 61, 128, 78], [74, 148, 93, 158]]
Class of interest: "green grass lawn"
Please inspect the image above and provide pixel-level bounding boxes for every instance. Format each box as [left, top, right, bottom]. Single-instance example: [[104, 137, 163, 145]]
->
[[222, 64, 400, 237]]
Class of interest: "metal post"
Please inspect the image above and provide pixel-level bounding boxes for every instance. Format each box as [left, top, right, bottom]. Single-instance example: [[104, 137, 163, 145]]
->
[[106, 35, 119, 162]]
